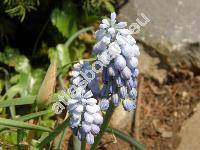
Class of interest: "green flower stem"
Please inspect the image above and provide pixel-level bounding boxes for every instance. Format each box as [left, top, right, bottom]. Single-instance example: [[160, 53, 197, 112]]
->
[[81, 140, 86, 150], [64, 27, 93, 48], [91, 102, 115, 150], [73, 135, 81, 150]]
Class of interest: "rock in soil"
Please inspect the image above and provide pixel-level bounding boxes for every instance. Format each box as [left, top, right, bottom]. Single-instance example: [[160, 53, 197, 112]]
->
[[177, 103, 200, 150], [110, 104, 133, 131]]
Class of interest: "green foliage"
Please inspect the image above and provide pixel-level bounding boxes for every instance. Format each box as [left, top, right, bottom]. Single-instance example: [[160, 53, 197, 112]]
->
[[0, 0, 118, 148], [3, 0, 40, 22], [51, 1, 78, 38], [0, 118, 52, 132], [0, 96, 36, 108], [83, 0, 115, 15], [0, 47, 31, 73]]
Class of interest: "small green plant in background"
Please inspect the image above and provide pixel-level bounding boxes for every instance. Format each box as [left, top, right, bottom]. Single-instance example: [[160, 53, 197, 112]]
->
[[2, 0, 40, 22]]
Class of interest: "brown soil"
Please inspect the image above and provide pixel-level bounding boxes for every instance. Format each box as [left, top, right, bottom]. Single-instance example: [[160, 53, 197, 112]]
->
[[61, 71, 200, 150], [138, 73, 200, 150]]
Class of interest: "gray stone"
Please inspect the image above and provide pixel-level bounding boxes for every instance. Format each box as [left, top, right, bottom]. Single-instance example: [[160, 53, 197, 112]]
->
[[110, 105, 133, 130], [138, 44, 167, 83], [177, 103, 200, 150], [119, 0, 200, 71]]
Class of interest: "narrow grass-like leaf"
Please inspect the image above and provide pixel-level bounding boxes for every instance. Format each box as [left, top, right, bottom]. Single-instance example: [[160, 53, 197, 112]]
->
[[55, 128, 67, 149], [0, 110, 52, 132], [0, 96, 36, 108], [106, 127, 145, 150], [37, 117, 70, 148], [17, 129, 25, 147], [0, 118, 52, 132], [17, 110, 53, 121]]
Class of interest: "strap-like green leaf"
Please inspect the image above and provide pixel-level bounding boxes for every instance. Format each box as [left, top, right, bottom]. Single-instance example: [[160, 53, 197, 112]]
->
[[37, 117, 70, 148], [55, 128, 67, 149], [0, 110, 52, 131], [18, 110, 53, 121], [106, 127, 145, 150], [0, 118, 52, 132], [0, 96, 36, 108]]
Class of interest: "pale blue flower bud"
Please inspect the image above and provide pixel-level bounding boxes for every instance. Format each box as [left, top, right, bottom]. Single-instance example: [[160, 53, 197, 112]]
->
[[97, 51, 111, 65], [99, 99, 109, 111], [70, 117, 81, 127], [132, 44, 140, 56], [112, 94, 120, 106], [119, 86, 127, 99], [123, 99, 136, 111], [68, 102, 78, 112], [82, 121, 91, 133], [127, 57, 138, 70], [129, 88, 137, 99], [108, 42, 121, 58], [93, 41, 107, 54], [84, 98, 97, 105], [86, 105, 100, 114], [115, 75, 125, 87], [108, 64, 117, 76], [116, 34, 126, 45], [67, 98, 79, 104], [95, 29, 106, 41], [118, 29, 132, 35], [110, 12, 116, 25], [71, 76, 83, 85], [109, 83, 117, 93], [93, 113, 103, 125], [121, 66, 132, 79], [100, 23, 109, 29], [126, 78, 137, 89], [132, 68, 139, 77], [91, 124, 100, 135], [102, 34, 111, 44], [84, 112, 94, 123], [86, 132, 94, 144], [116, 22, 127, 28], [114, 55, 126, 71], [126, 35, 136, 45], [108, 27, 115, 35], [74, 104, 84, 113], [72, 113, 81, 120], [121, 44, 135, 59]]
